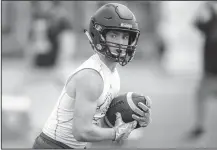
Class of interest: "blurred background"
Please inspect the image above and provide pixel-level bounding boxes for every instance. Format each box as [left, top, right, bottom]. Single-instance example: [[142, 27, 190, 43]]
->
[[2, 1, 217, 149]]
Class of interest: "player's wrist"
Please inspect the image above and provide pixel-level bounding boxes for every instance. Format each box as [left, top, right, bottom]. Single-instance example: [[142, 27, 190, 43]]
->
[[112, 127, 116, 141], [112, 124, 126, 142]]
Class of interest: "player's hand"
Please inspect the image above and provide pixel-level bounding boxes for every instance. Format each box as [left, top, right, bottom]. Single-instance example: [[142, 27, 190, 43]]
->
[[132, 96, 152, 128], [113, 112, 137, 142]]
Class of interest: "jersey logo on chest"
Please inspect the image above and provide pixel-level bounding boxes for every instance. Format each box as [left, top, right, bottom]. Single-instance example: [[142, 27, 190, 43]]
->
[[96, 91, 113, 115]]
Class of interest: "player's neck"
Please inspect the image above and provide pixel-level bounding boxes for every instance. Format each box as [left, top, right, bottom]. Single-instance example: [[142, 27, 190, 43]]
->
[[98, 54, 117, 72]]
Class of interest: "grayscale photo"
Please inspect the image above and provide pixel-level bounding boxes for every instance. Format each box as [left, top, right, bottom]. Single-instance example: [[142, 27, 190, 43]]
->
[[1, 1, 217, 149]]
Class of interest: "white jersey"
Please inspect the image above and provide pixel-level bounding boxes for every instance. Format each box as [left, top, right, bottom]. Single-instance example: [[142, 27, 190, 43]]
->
[[42, 54, 120, 148]]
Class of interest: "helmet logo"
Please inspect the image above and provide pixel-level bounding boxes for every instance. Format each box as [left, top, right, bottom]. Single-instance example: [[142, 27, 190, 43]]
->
[[120, 23, 132, 28], [95, 24, 102, 31]]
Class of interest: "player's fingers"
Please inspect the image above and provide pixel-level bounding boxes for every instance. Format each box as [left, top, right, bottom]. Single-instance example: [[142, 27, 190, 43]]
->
[[138, 102, 149, 112], [132, 114, 149, 123], [145, 96, 152, 108], [134, 106, 145, 116], [115, 112, 123, 125], [129, 120, 137, 130], [140, 118, 151, 127], [132, 114, 141, 122], [140, 122, 148, 127], [144, 108, 151, 117], [145, 111, 150, 118], [137, 94, 151, 108]]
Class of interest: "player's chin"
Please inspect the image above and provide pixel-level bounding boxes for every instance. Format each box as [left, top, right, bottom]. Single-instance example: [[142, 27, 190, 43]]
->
[[120, 57, 130, 65]]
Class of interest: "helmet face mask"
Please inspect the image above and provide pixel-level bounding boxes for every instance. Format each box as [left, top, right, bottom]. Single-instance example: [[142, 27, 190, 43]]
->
[[100, 28, 139, 66], [89, 3, 140, 66]]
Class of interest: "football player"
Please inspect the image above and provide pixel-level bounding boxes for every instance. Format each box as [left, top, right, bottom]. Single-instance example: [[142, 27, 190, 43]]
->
[[33, 3, 151, 149]]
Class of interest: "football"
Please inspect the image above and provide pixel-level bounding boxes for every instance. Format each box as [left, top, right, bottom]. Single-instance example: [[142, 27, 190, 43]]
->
[[105, 92, 149, 129]]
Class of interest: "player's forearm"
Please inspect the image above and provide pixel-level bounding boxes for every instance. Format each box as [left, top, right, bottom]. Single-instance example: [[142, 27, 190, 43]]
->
[[76, 124, 115, 142]]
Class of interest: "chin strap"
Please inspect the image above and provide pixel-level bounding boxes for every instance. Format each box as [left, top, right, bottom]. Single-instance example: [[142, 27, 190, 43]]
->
[[84, 29, 107, 59], [83, 29, 115, 62], [84, 29, 96, 51]]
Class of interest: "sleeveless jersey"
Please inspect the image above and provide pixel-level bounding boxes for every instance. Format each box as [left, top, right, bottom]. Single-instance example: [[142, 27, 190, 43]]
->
[[42, 54, 120, 148]]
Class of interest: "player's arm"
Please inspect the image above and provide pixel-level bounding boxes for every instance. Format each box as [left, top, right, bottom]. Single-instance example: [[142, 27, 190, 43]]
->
[[68, 69, 116, 142]]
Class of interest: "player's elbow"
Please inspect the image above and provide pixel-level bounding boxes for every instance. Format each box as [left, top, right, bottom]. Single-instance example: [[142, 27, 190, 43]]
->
[[73, 132, 87, 142], [72, 124, 90, 142]]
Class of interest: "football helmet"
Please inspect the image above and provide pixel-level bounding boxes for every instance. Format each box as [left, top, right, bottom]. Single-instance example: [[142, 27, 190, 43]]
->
[[88, 3, 140, 66]]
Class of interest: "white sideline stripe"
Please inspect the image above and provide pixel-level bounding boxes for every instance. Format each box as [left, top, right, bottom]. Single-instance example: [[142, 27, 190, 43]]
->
[[127, 92, 143, 116], [2, 95, 31, 111]]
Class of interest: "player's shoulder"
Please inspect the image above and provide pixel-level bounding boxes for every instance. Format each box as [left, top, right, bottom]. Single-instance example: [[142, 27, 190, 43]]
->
[[75, 69, 103, 83], [66, 69, 104, 96]]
